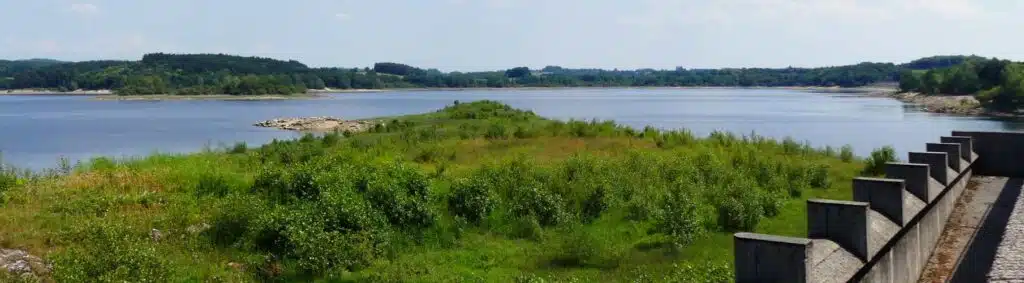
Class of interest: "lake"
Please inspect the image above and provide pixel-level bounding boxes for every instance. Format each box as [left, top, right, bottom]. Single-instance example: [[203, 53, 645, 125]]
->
[[2, 88, 1023, 170]]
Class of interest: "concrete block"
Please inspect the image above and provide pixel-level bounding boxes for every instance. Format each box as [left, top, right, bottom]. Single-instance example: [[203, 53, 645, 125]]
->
[[808, 199, 871, 260], [853, 178, 909, 225], [885, 163, 939, 203], [808, 239, 863, 283], [909, 152, 950, 185], [940, 136, 974, 162], [926, 143, 963, 172], [734, 232, 810, 283]]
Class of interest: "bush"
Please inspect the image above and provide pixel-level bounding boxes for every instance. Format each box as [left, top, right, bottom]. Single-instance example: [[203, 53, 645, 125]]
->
[[862, 146, 898, 176], [508, 186, 566, 227], [361, 162, 435, 230], [653, 188, 705, 247], [549, 228, 621, 268], [808, 163, 831, 189], [447, 178, 496, 224], [840, 145, 855, 163], [580, 186, 608, 223], [51, 223, 171, 282], [195, 172, 233, 197], [717, 188, 763, 231], [229, 142, 247, 154], [207, 195, 265, 246]]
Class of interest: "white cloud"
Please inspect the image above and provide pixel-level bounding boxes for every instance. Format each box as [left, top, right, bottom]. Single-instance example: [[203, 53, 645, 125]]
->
[[68, 3, 99, 15], [334, 12, 352, 21]]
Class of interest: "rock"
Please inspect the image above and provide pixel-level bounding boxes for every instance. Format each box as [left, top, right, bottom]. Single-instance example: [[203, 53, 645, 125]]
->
[[254, 117, 378, 132], [151, 228, 163, 242], [0, 249, 49, 279]]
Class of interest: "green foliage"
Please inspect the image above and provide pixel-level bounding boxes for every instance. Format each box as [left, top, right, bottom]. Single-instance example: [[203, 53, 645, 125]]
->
[[447, 178, 496, 224], [862, 146, 898, 176], [840, 145, 855, 163], [4, 54, 975, 92], [653, 187, 705, 247], [51, 223, 170, 282], [3, 101, 867, 282]]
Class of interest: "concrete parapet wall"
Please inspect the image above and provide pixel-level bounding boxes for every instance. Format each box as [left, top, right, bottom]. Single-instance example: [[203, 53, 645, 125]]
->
[[734, 132, 980, 283], [952, 131, 1024, 177]]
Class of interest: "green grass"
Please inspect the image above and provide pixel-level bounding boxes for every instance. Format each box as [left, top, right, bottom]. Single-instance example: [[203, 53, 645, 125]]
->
[[0, 101, 869, 282]]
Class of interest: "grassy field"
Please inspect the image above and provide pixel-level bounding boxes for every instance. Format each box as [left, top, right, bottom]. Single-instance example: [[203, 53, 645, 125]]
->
[[0, 101, 872, 282]]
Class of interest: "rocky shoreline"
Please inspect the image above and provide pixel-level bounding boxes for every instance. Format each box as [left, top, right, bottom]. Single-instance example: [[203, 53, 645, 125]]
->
[[255, 117, 378, 132], [887, 92, 986, 116]]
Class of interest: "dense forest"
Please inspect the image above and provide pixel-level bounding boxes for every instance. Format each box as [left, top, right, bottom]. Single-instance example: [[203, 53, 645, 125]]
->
[[898, 57, 1024, 111], [0, 53, 981, 96]]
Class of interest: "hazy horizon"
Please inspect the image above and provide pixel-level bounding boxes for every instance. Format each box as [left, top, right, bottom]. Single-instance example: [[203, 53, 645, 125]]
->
[[3, 0, 1023, 71]]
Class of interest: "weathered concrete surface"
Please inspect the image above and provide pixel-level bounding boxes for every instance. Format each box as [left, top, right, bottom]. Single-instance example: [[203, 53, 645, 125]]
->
[[988, 178, 1024, 281], [808, 239, 862, 283], [919, 176, 1020, 283], [808, 199, 872, 260], [937, 136, 970, 160], [734, 233, 811, 283], [910, 152, 952, 185], [886, 162, 940, 203], [926, 143, 963, 172]]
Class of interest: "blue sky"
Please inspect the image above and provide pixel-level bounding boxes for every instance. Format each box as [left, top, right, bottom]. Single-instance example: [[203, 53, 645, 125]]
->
[[2, 0, 1023, 71]]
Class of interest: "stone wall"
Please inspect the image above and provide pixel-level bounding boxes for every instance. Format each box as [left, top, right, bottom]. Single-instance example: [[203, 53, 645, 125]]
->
[[734, 132, 978, 283]]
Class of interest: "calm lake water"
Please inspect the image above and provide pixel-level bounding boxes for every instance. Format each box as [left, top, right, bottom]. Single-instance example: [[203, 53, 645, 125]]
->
[[2, 88, 1023, 170]]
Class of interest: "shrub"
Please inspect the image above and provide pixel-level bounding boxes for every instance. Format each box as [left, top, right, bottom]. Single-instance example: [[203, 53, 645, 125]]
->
[[361, 162, 435, 230], [580, 186, 608, 223], [51, 223, 171, 282], [485, 123, 508, 139], [717, 187, 763, 231], [662, 262, 733, 283], [549, 228, 621, 268], [508, 186, 566, 227], [207, 195, 265, 246], [508, 216, 544, 241], [195, 172, 232, 197], [862, 146, 898, 176], [322, 132, 341, 146], [447, 178, 496, 225], [229, 142, 247, 154], [653, 188, 705, 247], [808, 163, 831, 189], [840, 145, 855, 163]]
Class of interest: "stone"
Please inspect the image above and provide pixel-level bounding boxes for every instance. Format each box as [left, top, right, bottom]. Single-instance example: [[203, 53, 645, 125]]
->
[[254, 117, 379, 132], [151, 228, 163, 242], [0, 249, 49, 279]]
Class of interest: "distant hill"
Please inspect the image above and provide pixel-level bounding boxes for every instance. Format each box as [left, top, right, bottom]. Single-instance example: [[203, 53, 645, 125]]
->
[[900, 55, 987, 70]]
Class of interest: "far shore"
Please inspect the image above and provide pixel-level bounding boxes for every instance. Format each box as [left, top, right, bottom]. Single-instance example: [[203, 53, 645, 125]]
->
[[2, 85, 900, 102], [91, 93, 324, 101]]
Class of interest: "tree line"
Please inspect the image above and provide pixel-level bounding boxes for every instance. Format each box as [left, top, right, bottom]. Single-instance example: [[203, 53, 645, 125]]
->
[[0, 53, 982, 95], [899, 57, 1024, 111]]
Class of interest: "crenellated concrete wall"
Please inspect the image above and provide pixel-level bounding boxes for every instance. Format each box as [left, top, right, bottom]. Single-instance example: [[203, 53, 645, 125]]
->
[[951, 131, 1021, 177], [734, 132, 979, 283]]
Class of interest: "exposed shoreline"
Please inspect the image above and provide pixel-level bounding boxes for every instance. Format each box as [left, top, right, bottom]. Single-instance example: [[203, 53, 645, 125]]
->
[[254, 117, 379, 132], [91, 94, 323, 101], [868, 91, 1023, 118]]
